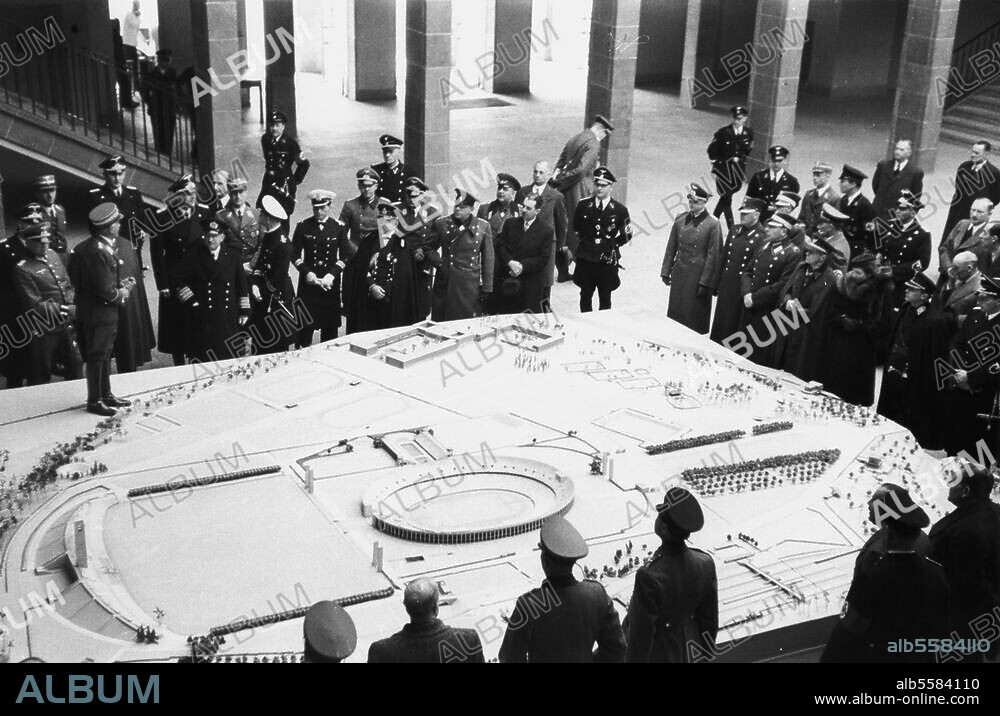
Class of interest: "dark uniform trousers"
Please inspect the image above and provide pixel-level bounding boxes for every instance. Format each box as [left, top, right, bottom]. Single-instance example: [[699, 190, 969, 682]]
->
[[292, 215, 353, 347], [572, 197, 632, 313], [70, 236, 125, 404], [498, 576, 626, 663], [13, 250, 81, 385]]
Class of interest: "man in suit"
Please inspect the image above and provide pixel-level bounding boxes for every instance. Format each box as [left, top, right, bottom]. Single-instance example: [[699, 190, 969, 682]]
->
[[573, 167, 632, 313], [371, 134, 415, 204], [33, 175, 68, 262], [258, 109, 310, 232], [929, 462, 1000, 661], [496, 193, 554, 315], [217, 177, 259, 274], [71, 203, 136, 417], [799, 162, 841, 234], [552, 115, 613, 266], [746, 145, 800, 221], [89, 155, 149, 270], [838, 164, 876, 256], [935, 251, 983, 323], [172, 217, 250, 362], [872, 139, 924, 219], [625, 487, 717, 663], [368, 578, 484, 663], [499, 516, 625, 663], [707, 105, 754, 232], [515, 160, 569, 294], [943, 141, 1000, 240], [661, 183, 723, 335], [939, 198, 994, 278]]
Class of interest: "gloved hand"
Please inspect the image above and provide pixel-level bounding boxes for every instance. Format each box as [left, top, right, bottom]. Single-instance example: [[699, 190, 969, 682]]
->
[[661, 276, 671, 287], [370, 285, 386, 300], [697, 285, 709, 298], [251, 284, 262, 302], [743, 294, 754, 309]]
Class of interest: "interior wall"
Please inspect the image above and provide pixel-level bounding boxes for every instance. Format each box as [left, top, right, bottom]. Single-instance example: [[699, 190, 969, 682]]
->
[[636, 0, 687, 86]]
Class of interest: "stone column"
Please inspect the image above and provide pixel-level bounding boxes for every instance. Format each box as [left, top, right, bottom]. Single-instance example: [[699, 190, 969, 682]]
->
[[263, 0, 297, 134], [405, 0, 451, 192], [191, 0, 243, 173], [492, 0, 533, 95], [888, 0, 960, 172], [584, 0, 641, 202], [157, 0, 197, 69], [0, 171, 6, 238], [746, 0, 810, 175], [348, 0, 397, 101]]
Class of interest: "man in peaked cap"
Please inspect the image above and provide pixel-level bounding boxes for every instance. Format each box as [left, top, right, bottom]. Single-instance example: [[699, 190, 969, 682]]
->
[[248, 194, 296, 355], [552, 115, 614, 261], [662, 183, 722, 335], [478, 173, 523, 313], [258, 107, 310, 232], [838, 163, 876, 256], [747, 145, 800, 221], [625, 487, 718, 663], [90, 155, 150, 270], [823, 483, 949, 663], [572, 166, 633, 313], [340, 168, 383, 333], [372, 134, 415, 204], [217, 176, 260, 274], [812, 202, 851, 272], [799, 161, 841, 234], [33, 175, 68, 261], [72, 203, 136, 416], [303, 601, 357, 663], [292, 189, 354, 347], [711, 196, 767, 345], [499, 515, 625, 663], [877, 271, 953, 449], [707, 104, 754, 232], [0, 206, 45, 388], [424, 189, 494, 321], [171, 216, 249, 362]]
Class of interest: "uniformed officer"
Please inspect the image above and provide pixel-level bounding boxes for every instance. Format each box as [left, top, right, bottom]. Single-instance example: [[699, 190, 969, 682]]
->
[[739, 212, 802, 366], [341, 168, 383, 333], [217, 176, 260, 274], [711, 197, 766, 345], [365, 198, 422, 330], [89, 155, 149, 270], [929, 461, 1000, 660], [173, 217, 250, 362], [258, 109, 310, 232], [400, 176, 441, 320], [572, 166, 633, 313], [822, 484, 950, 663], [292, 189, 354, 347], [746, 145, 800, 220], [12, 223, 81, 385], [150, 175, 209, 366], [878, 190, 932, 308], [498, 515, 626, 663], [625, 487, 717, 662], [250, 196, 295, 354], [707, 105, 754, 231], [33, 175, 68, 261], [813, 203, 852, 272], [478, 172, 522, 237], [838, 164, 876, 256], [426, 189, 495, 321], [0, 204, 41, 389], [799, 161, 841, 234], [371, 134, 415, 204], [72, 203, 136, 417], [303, 601, 357, 663]]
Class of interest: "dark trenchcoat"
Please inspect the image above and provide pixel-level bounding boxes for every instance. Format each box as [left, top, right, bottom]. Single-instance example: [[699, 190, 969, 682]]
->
[[739, 239, 802, 366], [150, 206, 206, 357], [929, 500, 1000, 657], [496, 216, 554, 315], [773, 263, 836, 379], [427, 215, 494, 321], [112, 236, 154, 372], [625, 543, 719, 663], [710, 221, 765, 345], [367, 619, 485, 663], [342, 230, 380, 334], [173, 243, 249, 361], [498, 576, 626, 663], [661, 211, 723, 335]]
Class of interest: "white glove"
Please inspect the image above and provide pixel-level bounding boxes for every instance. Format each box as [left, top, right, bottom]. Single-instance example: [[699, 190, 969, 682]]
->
[[251, 284, 262, 302], [370, 285, 386, 300], [743, 294, 753, 309]]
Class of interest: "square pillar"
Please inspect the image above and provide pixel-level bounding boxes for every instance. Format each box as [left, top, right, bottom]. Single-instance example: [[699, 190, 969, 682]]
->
[[585, 0, 640, 202], [888, 0, 961, 172], [348, 0, 397, 101], [192, 0, 243, 173], [405, 0, 451, 192], [263, 0, 298, 134], [157, 0, 197, 70], [680, 0, 722, 108], [746, 0, 810, 175], [492, 0, 533, 95]]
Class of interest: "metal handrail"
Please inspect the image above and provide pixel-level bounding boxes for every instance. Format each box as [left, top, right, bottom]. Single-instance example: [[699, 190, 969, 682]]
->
[[944, 21, 1000, 109], [0, 14, 197, 175]]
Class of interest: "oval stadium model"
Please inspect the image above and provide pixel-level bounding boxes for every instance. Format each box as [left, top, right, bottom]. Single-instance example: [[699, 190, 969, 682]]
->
[[361, 456, 575, 544]]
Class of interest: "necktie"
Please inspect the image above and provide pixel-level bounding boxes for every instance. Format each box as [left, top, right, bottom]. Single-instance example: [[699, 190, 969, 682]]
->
[[894, 163, 900, 174]]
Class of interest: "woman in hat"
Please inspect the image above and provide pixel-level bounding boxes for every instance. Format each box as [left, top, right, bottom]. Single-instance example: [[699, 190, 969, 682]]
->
[[363, 199, 421, 331], [707, 106, 754, 232]]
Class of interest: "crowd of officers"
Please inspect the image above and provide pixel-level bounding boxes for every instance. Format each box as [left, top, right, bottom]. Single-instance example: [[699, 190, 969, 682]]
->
[[0, 111, 635, 413], [664, 105, 1000, 462]]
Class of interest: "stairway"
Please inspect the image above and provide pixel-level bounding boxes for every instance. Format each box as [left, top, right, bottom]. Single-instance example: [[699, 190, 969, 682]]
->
[[941, 83, 1000, 148]]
